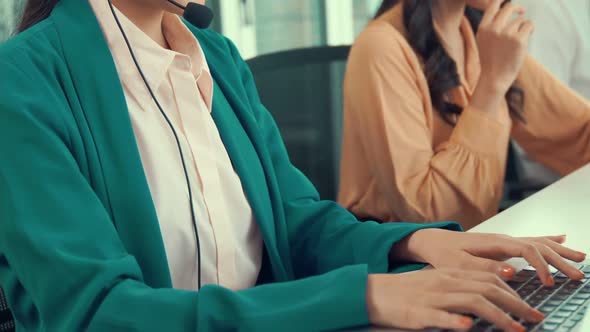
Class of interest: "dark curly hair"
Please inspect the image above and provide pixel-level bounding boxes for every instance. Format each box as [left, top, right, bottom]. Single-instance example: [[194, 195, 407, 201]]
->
[[375, 0, 524, 124]]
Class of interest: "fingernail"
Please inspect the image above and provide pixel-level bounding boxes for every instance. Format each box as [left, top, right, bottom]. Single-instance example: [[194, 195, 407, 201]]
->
[[499, 266, 515, 279], [511, 321, 526, 332], [546, 276, 555, 287], [577, 270, 585, 279], [460, 316, 473, 328], [530, 309, 545, 322]]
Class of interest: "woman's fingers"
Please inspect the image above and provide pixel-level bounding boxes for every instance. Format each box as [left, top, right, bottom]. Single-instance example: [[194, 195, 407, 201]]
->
[[478, 271, 520, 299], [533, 237, 586, 262], [504, 17, 528, 34], [463, 234, 585, 283], [516, 242, 554, 285], [543, 235, 567, 244], [480, 0, 504, 27], [455, 251, 518, 280], [458, 240, 583, 283], [435, 273, 542, 327], [477, 237, 584, 285], [536, 245, 585, 280], [516, 21, 535, 41], [434, 293, 526, 332], [449, 254, 520, 297], [459, 279, 543, 323], [518, 237, 586, 280], [415, 308, 474, 331], [485, 239, 554, 285], [492, 3, 526, 30]]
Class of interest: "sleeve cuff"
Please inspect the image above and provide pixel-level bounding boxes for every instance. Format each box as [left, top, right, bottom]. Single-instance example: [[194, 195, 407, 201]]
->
[[449, 107, 512, 158], [389, 263, 429, 274], [310, 264, 372, 329]]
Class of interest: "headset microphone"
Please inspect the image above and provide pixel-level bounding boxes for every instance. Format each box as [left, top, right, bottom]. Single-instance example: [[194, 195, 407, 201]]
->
[[166, 0, 214, 29]]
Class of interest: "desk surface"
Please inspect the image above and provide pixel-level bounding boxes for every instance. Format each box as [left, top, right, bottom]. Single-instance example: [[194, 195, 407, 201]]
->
[[470, 164, 590, 254]]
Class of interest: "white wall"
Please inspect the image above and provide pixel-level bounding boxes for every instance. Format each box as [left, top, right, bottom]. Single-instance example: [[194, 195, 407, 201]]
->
[[0, 0, 22, 41]]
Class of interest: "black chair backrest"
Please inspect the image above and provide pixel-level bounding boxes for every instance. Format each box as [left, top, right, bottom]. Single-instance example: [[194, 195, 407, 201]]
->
[[247, 46, 351, 201], [0, 288, 14, 332], [500, 140, 549, 210]]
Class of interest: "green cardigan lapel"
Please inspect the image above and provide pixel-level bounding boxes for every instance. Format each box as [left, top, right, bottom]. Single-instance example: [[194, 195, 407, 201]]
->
[[208, 80, 290, 281], [50, 0, 172, 288], [50, 0, 295, 285]]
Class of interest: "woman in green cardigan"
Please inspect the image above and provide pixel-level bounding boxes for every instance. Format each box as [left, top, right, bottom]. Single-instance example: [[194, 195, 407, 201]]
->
[[0, 0, 585, 331]]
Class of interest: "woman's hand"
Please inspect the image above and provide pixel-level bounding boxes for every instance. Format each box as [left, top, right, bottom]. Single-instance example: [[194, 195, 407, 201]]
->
[[469, 0, 534, 114], [392, 229, 587, 285], [476, 0, 533, 94], [366, 269, 543, 331]]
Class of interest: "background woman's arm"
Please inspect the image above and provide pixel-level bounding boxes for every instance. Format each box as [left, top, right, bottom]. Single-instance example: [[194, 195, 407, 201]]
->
[[512, 57, 590, 174], [341, 25, 511, 228]]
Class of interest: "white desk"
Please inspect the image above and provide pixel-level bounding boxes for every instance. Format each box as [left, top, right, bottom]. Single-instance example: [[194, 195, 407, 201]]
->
[[470, 164, 590, 254], [464, 165, 590, 332]]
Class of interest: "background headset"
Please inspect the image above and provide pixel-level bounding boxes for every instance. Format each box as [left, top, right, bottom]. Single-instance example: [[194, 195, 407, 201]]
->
[[107, 0, 215, 290]]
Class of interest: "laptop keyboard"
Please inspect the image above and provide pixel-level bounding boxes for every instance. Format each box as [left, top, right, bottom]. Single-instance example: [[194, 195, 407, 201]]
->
[[468, 265, 590, 332]]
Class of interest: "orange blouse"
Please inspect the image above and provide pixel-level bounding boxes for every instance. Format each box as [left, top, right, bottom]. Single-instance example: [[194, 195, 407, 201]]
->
[[338, 5, 590, 229]]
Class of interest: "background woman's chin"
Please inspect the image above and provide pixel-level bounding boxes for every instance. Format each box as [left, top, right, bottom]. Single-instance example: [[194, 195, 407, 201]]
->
[[465, 0, 496, 11]]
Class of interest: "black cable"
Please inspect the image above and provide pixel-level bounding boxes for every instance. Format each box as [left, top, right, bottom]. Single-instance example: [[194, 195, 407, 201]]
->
[[166, 0, 186, 10], [107, 0, 203, 290]]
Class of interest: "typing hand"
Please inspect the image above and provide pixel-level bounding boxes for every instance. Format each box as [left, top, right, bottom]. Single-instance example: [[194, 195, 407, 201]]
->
[[366, 269, 543, 331], [392, 229, 587, 286]]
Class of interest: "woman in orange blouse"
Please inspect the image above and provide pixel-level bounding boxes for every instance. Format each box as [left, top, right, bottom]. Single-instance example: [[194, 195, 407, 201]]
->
[[339, 0, 590, 229]]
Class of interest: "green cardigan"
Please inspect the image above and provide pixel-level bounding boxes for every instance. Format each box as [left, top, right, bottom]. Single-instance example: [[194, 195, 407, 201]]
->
[[0, 0, 459, 331]]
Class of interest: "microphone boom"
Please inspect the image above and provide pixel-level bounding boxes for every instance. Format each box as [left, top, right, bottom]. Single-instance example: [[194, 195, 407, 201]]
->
[[166, 0, 214, 29]]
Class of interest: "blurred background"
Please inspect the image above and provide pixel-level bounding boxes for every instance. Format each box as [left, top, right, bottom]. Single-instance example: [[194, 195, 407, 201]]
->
[[0, 1, 586, 203], [0, 0, 381, 201], [0, 0, 382, 58], [0, 0, 22, 41]]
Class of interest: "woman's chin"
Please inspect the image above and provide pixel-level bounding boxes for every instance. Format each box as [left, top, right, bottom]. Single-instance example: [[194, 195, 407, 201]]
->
[[465, 0, 494, 11]]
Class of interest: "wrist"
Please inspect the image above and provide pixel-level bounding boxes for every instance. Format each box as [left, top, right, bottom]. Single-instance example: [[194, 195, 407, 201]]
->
[[366, 274, 378, 323], [389, 228, 444, 264], [470, 78, 508, 115], [478, 71, 512, 94], [366, 274, 389, 324]]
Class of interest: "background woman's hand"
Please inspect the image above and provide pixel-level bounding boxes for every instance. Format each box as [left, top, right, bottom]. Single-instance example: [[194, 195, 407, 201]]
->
[[469, 0, 534, 114], [476, 0, 534, 93], [393, 229, 587, 285], [366, 269, 544, 331]]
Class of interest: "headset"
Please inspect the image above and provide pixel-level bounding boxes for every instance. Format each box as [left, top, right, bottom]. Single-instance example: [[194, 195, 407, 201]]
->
[[107, 0, 215, 290]]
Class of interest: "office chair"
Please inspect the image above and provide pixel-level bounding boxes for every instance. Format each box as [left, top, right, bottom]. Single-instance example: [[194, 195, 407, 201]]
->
[[247, 46, 351, 201], [501, 140, 548, 210], [0, 288, 14, 332]]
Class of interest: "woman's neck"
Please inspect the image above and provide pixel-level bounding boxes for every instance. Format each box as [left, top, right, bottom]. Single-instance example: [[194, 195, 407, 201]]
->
[[111, 0, 168, 48], [431, 0, 466, 37]]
